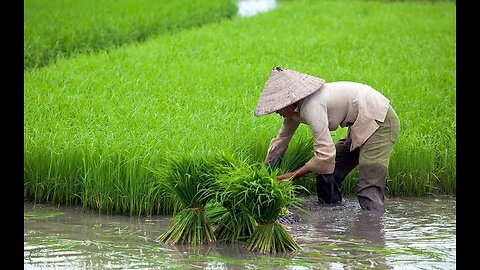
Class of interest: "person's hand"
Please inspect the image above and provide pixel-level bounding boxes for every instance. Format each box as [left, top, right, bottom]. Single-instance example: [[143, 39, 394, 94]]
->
[[277, 172, 296, 181]]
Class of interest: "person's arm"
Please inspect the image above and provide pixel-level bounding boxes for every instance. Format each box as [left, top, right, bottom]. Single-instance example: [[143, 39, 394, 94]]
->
[[277, 103, 335, 181], [264, 117, 300, 169]]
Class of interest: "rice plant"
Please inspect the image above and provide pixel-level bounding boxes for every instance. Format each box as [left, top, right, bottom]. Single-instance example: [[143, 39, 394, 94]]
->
[[278, 137, 314, 174], [219, 164, 306, 254], [24, 0, 237, 69], [212, 162, 257, 243], [205, 201, 229, 226], [180, 152, 258, 243], [155, 155, 218, 245]]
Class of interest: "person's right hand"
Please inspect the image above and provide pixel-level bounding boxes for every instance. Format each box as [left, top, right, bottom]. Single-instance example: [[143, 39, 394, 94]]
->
[[277, 172, 295, 181]]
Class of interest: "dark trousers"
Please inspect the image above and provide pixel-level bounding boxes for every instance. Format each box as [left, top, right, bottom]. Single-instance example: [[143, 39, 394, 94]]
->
[[316, 106, 400, 212]]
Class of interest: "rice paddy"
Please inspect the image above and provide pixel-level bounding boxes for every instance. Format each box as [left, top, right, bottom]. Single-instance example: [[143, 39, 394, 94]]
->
[[24, 0, 238, 69], [24, 0, 455, 224]]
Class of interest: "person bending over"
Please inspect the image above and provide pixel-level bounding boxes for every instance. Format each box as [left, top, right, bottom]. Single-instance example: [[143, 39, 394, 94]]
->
[[254, 67, 400, 212]]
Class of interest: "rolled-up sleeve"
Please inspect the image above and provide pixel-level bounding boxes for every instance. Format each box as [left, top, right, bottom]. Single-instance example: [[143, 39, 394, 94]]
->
[[264, 117, 300, 165], [302, 104, 335, 174]]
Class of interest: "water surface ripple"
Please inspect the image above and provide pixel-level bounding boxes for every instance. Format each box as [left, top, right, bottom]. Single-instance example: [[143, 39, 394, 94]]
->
[[24, 195, 456, 269]]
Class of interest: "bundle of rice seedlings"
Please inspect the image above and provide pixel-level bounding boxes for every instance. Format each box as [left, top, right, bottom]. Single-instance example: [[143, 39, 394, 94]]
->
[[203, 153, 258, 243], [205, 192, 254, 243], [204, 200, 255, 244], [222, 164, 306, 254], [156, 155, 218, 245], [213, 206, 257, 243], [205, 201, 229, 225], [212, 182, 257, 243]]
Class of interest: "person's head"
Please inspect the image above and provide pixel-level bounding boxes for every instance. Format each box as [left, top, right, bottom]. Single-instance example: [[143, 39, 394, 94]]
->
[[275, 103, 296, 118]]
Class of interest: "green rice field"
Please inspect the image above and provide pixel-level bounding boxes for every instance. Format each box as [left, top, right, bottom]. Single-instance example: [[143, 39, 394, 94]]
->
[[24, 0, 237, 69], [24, 0, 456, 216]]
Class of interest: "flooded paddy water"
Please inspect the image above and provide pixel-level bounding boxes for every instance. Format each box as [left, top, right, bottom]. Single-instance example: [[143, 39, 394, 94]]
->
[[24, 195, 456, 269]]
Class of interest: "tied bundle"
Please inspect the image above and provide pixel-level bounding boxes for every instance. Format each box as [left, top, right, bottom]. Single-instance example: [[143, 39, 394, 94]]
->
[[220, 164, 305, 254], [156, 155, 217, 245]]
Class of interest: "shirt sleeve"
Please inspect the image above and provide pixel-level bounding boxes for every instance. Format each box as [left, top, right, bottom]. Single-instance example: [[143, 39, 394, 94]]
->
[[264, 117, 300, 165], [301, 103, 336, 174]]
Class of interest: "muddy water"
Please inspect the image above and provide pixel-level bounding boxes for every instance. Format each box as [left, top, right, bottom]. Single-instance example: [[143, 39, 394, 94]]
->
[[24, 195, 455, 269]]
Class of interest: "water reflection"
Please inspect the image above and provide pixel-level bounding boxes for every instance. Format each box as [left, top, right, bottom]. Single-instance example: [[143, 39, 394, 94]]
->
[[289, 199, 390, 269], [345, 211, 389, 269], [237, 0, 277, 17], [346, 210, 385, 247]]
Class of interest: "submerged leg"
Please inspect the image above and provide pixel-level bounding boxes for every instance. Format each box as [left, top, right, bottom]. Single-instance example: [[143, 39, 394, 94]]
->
[[357, 163, 388, 212], [316, 138, 359, 204], [316, 173, 342, 204], [357, 106, 400, 212]]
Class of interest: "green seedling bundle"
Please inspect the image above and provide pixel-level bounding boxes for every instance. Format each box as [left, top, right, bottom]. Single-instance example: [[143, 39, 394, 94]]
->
[[156, 153, 305, 254], [229, 165, 305, 254], [208, 156, 258, 244], [155, 155, 222, 245]]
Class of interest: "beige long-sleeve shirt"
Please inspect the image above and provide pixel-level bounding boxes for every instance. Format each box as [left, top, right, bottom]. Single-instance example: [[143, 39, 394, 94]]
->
[[264, 81, 391, 174]]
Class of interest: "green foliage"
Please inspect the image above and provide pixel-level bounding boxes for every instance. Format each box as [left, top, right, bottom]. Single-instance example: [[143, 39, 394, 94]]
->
[[155, 154, 303, 248], [214, 164, 304, 253], [155, 154, 222, 245], [24, 0, 237, 69], [279, 137, 314, 174], [213, 209, 257, 243], [204, 155, 259, 243], [205, 201, 229, 225], [223, 165, 304, 225], [160, 155, 217, 208]]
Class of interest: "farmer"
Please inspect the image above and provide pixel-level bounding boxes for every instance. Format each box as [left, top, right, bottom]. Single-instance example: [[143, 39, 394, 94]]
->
[[254, 67, 400, 212]]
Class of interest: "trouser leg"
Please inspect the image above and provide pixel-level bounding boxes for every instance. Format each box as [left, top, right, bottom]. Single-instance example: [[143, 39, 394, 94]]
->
[[316, 173, 342, 204], [357, 106, 400, 212], [333, 138, 359, 186], [357, 164, 388, 212], [316, 138, 359, 204]]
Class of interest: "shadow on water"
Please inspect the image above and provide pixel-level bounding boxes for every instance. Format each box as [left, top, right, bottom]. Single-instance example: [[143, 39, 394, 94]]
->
[[24, 195, 455, 269]]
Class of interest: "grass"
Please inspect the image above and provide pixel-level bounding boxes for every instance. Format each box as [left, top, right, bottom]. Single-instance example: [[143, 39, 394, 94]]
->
[[24, 0, 237, 69], [24, 0, 456, 215]]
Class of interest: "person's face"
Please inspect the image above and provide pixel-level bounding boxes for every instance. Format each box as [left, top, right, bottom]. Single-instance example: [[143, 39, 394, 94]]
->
[[276, 104, 295, 118]]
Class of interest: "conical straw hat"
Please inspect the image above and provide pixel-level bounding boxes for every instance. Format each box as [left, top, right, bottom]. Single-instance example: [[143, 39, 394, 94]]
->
[[254, 67, 326, 116]]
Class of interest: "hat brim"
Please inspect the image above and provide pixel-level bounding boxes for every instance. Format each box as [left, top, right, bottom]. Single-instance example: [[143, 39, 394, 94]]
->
[[254, 68, 325, 116]]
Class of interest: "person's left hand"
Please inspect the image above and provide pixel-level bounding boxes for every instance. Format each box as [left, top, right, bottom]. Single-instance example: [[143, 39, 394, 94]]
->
[[277, 172, 296, 181]]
